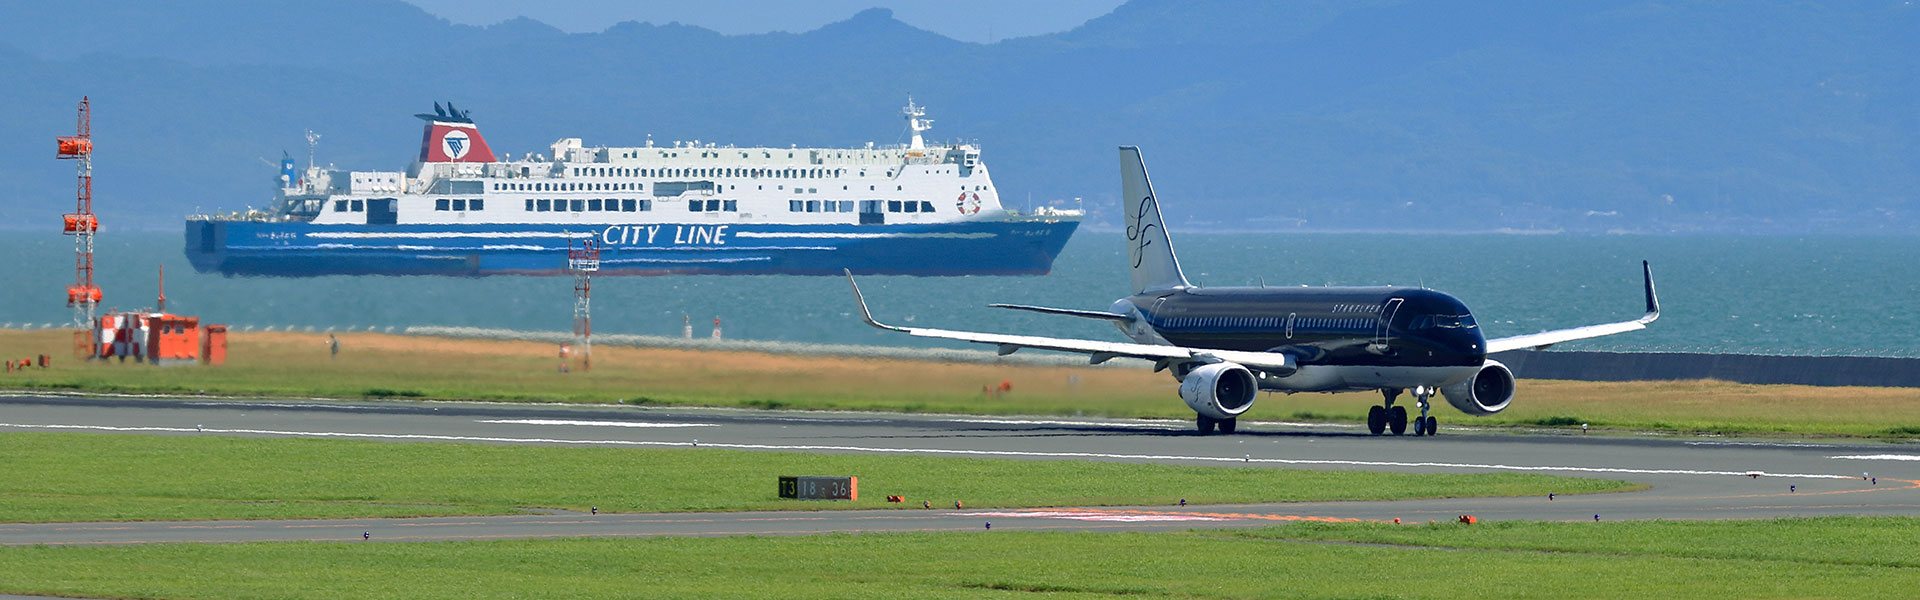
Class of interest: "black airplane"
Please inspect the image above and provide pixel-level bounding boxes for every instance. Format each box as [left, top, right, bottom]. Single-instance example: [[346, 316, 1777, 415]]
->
[[847, 146, 1658, 436]]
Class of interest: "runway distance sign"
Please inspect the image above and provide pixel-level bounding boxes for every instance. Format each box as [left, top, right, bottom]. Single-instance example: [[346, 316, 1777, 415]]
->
[[778, 476, 858, 500]]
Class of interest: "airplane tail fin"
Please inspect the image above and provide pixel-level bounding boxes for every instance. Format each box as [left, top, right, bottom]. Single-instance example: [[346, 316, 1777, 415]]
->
[[1119, 146, 1190, 294]]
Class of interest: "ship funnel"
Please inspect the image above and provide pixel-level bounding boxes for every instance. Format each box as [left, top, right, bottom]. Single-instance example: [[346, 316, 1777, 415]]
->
[[416, 102, 496, 163]]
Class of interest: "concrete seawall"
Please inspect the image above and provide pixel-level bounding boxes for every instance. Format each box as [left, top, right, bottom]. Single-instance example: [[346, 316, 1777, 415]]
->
[[1494, 350, 1920, 388]]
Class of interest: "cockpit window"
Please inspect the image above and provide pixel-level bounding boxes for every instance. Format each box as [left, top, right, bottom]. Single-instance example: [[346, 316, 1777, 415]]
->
[[1413, 314, 1478, 330]]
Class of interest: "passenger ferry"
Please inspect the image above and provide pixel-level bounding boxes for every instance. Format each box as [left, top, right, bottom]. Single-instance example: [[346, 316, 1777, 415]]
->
[[184, 100, 1081, 276]]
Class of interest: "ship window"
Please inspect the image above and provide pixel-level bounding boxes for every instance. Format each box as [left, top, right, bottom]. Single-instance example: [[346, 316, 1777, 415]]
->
[[920, 201, 935, 213], [333, 200, 346, 212], [904, 201, 918, 213], [350, 199, 364, 212], [706, 200, 721, 211], [888, 200, 902, 212], [869, 185, 875, 191], [570, 199, 585, 212], [536, 199, 551, 211], [789, 200, 803, 212], [622, 199, 636, 212], [806, 200, 820, 212], [808, 188, 817, 194], [525, 199, 534, 211], [452, 199, 467, 211], [724, 200, 737, 211], [896, 186, 903, 191], [691, 201, 704, 213], [587, 199, 602, 211]]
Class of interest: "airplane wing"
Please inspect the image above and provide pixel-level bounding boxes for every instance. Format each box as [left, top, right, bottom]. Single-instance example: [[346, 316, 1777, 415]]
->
[[1484, 261, 1661, 353], [846, 271, 1296, 373], [988, 303, 1132, 322]]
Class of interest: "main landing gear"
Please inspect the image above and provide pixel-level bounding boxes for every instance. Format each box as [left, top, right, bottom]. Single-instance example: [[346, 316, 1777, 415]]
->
[[1196, 415, 1238, 435], [1370, 387, 1437, 436]]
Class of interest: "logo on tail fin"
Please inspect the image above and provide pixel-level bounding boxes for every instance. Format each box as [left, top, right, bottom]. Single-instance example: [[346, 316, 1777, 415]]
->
[[1126, 196, 1158, 269]]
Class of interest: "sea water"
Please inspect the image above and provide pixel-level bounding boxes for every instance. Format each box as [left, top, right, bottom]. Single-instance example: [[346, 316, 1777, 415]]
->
[[1, 231, 1914, 356]]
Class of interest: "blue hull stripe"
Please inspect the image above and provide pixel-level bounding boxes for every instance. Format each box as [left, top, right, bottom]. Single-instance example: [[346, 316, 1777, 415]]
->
[[185, 220, 1079, 277]]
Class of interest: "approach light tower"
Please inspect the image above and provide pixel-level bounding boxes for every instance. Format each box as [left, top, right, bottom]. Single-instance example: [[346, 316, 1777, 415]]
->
[[568, 239, 600, 372], [57, 97, 101, 332]]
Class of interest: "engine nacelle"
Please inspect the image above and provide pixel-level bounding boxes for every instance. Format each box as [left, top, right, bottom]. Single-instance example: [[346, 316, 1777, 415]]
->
[[1441, 359, 1516, 415], [1178, 362, 1258, 419]]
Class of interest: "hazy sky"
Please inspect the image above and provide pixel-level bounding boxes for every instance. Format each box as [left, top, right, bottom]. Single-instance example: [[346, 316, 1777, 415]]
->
[[400, 0, 1127, 43]]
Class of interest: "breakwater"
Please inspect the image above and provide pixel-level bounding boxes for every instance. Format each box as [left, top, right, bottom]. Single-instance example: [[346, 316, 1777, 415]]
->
[[1494, 350, 1920, 388]]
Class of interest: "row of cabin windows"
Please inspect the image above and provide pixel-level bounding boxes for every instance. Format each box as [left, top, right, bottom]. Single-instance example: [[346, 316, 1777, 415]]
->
[[890, 200, 937, 213], [433, 198, 484, 212], [1163, 316, 1377, 330], [499, 182, 643, 192], [333, 200, 364, 212], [791, 200, 856, 213], [524, 198, 651, 212], [572, 167, 849, 179], [688, 200, 739, 212]]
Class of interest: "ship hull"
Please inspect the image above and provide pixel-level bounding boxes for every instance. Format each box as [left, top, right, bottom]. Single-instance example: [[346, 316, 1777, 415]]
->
[[184, 219, 1080, 277]]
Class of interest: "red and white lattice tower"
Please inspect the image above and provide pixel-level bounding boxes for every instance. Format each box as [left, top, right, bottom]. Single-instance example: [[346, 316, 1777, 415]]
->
[[57, 97, 101, 331], [568, 239, 600, 372]]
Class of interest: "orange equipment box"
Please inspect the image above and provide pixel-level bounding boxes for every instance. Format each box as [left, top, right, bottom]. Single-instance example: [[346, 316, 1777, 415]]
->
[[201, 325, 227, 366], [146, 314, 200, 364]]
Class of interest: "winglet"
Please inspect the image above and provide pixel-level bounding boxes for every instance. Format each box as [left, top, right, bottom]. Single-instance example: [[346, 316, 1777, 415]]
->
[[1639, 260, 1660, 324], [845, 269, 908, 332]]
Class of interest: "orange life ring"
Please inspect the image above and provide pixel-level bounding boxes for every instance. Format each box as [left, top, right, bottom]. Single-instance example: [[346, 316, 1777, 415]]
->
[[955, 192, 981, 215]]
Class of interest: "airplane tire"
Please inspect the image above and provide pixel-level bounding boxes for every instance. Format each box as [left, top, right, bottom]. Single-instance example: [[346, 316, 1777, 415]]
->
[[1218, 418, 1237, 434], [1388, 406, 1408, 435], [1424, 416, 1438, 436], [1413, 416, 1426, 436], [1196, 415, 1217, 435], [1367, 406, 1386, 435]]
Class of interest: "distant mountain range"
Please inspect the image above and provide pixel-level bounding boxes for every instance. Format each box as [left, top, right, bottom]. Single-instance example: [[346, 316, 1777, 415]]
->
[[2, 0, 1914, 233]]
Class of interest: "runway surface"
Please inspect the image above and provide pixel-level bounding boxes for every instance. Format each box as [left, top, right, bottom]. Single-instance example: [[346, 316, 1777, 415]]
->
[[2, 392, 1918, 545]]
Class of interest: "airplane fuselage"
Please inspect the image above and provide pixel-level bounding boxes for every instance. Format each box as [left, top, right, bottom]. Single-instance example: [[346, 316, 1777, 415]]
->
[[1115, 286, 1489, 392]]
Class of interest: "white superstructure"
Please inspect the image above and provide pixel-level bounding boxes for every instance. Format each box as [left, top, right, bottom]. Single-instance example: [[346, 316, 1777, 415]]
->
[[235, 99, 1077, 229]]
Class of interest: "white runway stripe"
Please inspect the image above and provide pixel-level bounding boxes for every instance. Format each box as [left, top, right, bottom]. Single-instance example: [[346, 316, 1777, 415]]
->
[[1830, 454, 1920, 461], [477, 419, 718, 428], [0, 422, 1856, 480]]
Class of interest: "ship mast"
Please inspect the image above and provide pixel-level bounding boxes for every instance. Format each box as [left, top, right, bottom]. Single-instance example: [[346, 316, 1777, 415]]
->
[[903, 97, 932, 151]]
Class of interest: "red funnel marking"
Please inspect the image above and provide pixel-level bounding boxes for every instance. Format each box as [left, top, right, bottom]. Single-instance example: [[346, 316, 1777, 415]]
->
[[419, 121, 496, 163]]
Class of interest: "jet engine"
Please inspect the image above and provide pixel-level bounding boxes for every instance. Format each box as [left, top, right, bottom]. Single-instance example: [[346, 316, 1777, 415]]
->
[[1441, 360, 1515, 415], [1178, 362, 1258, 419]]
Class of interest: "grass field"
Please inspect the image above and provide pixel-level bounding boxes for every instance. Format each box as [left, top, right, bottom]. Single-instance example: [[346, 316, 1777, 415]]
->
[[0, 517, 1913, 599], [0, 433, 1635, 523], [4, 329, 1917, 437]]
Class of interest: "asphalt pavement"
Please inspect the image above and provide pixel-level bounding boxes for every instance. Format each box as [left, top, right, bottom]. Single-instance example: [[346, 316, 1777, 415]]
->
[[2, 393, 1916, 545]]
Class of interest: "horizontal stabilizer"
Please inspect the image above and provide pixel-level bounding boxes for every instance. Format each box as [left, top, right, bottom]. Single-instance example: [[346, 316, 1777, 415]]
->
[[989, 303, 1132, 322], [846, 270, 1296, 374]]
